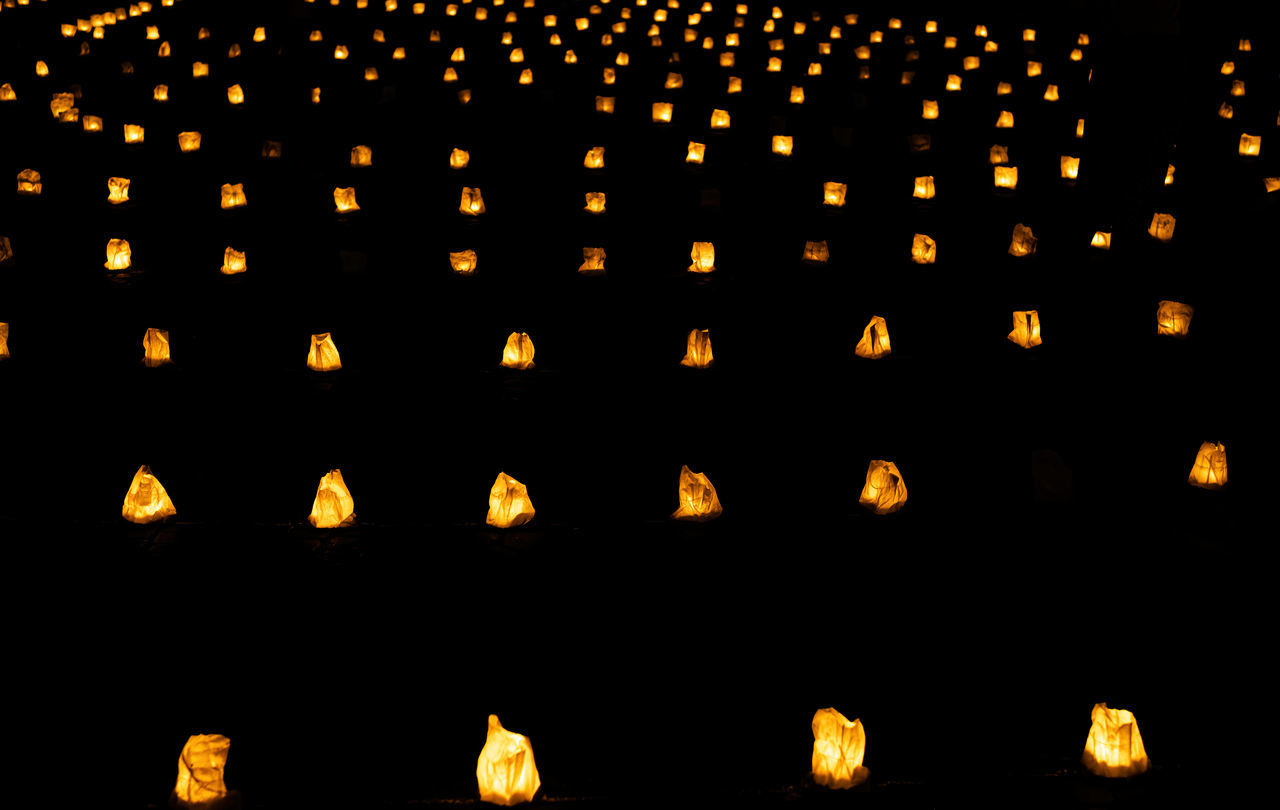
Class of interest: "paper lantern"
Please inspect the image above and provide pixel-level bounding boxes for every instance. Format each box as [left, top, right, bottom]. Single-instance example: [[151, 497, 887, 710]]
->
[[686, 141, 706, 163], [854, 316, 890, 359], [309, 469, 356, 528], [476, 714, 540, 804], [652, 101, 673, 123], [1156, 300, 1193, 337], [142, 328, 171, 367], [584, 192, 606, 213], [963, 56, 980, 70], [595, 95, 615, 113], [1148, 213, 1176, 242], [1265, 177, 1280, 193], [689, 242, 715, 273], [516, 68, 531, 84], [351, 145, 372, 167], [859, 459, 907, 514], [823, 182, 847, 207], [35, 61, 50, 77], [122, 123, 146, 144], [1230, 80, 1245, 96], [996, 110, 1014, 128], [789, 85, 805, 104], [996, 81, 1012, 95], [911, 233, 936, 264], [227, 44, 242, 58], [913, 176, 935, 199], [153, 84, 169, 102], [178, 131, 202, 152], [710, 108, 730, 129], [680, 329, 713, 368], [1238, 133, 1261, 157], [450, 250, 478, 276], [1188, 442, 1227, 489], [227, 84, 244, 104], [672, 465, 722, 521], [259, 141, 282, 160], [460, 187, 486, 215], [307, 333, 342, 371], [579, 248, 606, 275], [1008, 223, 1037, 257], [0, 84, 16, 102], [1217, 103, 1232, 120], [450, 148, 470, 169], [253, 26, 266, 42], [989, 145, 1009, 164], [564, 50, 578, 63], [105, 239, 132, 270], [727, 76, 742, 93], [802, 240, 829, 263], [221, 247, 246, 275], [1061, 156, 1080, 180], [1082, 704, 1149, 778], [486, 474, 535, 528], [0, 322, 9, 359], [1044, 84, 1060, 101], [50, 92, 75, 118], [583, 147, 604, 169], [107, 176, 130, 204], [193, 61, 209, 77], [334, 187, 360, 213], [1164, 165, 1175, 186], [994, 166, 1018, 189], [921, 99, 939, 119], [83, 116, 103, 132], [1091, 231, 1111, 250], [311, 87, 322, 104], [1008, 310, 1042, 348], [772, 136, 793, 156], [501, 332, 535, 370], [946, 74, 962, 91], [172, 734, 229, 805], [767, 57, 782, 72], [220, 183, 246, 209], [122, 465, 177, 523], [16, 169, 42, 196], [811, 708, 869, 788]]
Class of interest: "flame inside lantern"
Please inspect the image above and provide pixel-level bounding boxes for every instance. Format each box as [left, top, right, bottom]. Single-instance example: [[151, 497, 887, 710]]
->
[[1082, 703, 1149, 778], [501, 332, 535, 369], [859, 460, 907, 514], [811, 707, 869, 788], [476, 714, 541, 805], [142, 328, 172, 367], [172, 734, 230, 805], [307, 333, 342, 371], [1156, 300, 1193, 337], [122, 465, 177, 523], [309, 469, 356, 528], [672, 465, 722, 521], [1188, 442, 1227, 489], [680, 329, 713, 368], [855, 317, 891, 359], [486, 473, 536, 528]]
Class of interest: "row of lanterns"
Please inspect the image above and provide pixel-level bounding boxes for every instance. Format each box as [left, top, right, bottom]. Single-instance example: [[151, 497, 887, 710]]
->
[[168, 702, 1149, 807]]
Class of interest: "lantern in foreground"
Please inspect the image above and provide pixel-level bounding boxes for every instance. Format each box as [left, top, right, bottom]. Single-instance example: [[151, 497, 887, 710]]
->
[[710, 108, 730, 128], [122, 465, 177, 523], [16, 169, 42, 196], [686, 141, 706, 163], [860, 460, 907, 514], [1081, 704, 1149, 778], [351, 145, 372, 167], [1008, 223, 1037, 257], [107, 176, 130, 204], [584, 192, 606, 213], [672, 465, 722, 521], [1008, 310, 1042, 348], [583, 147, 604, 169], [476, 714, 540, 804], [124, 124, 145, 143], [142, 328, 171, 367], [689, 242, 715, 273], [451, 250, 478, 275], [772, 135, 793, 156], [823, 182, 847, 207], [1238, 133, 1260, 157], [486, 474, 535, 528], [913, 176, 935, 199], [221, 247, 246, 275], [1188, 442, 1227, 489], [1061, 156, 1080, 180], [1148, 213, 1175, 242], [220, 183, 246, 209], [680, 329, 713, 368], [854, 316, 891, 359], [227, 84, 244, 104], [178, 131, 202, 152], [1156, 300, 1193, 337], [911, 233, 936, 264], [172, 734, 230, 806], [307, 333, 342, 371], [811, 708, 869, 788], [652, 102, 673, 122], [501, 332, 535, 369], [993, 166, 1018, 189], [309, 469, 356, 528], [334, 187, 359, 213], [579, 247, 606, 275], [105, 239, 132, 271], [460, 187, 486, 215]]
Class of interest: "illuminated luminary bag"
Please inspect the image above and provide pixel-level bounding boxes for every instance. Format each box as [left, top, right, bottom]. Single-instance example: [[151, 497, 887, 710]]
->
[[309, 468, 356, 528], [811, 707, 869, 788], [142, 328, 172, 367], [1008, 311, 1042, 348], [672, 465, 722, 521], [1187, 442, 1227, 489], [486, 472, 535, 528], [859, 460, 907, 514], [172, 734, 230, 806], [680, 329, 713, 368], [476, 714, 540, 805], [1081, 703, 1149, 778], [1155, 300, 1193, 336], [122, 465, 177, 524], [854, 316, 890, 359], [500, 332, 535, 369], [307, 333, 342, 371]]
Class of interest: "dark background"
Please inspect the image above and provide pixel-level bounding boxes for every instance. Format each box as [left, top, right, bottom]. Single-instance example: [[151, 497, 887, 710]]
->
[[0, 1, 1267, 807]]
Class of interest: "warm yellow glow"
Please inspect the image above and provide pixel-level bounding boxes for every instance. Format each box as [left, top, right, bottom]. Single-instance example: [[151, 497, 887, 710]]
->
[[811, 708, 868, 788], [123, 465, 177, 523], [944, 36, 957, 49], [1008, 310, 1041, 348], [35, 61, 49, 77], [925, 20, 937, 33], [509, 47, 524, 63], [16, 169, 42, 196], [803, 240, 830, 263], [994, 166, 1018, 189], [680, 329, 713, 368], [672, 465, 722, 521], [307, 333, 342, 371], [50, 93, 75, 119], [446, 148, 470, 170], [913, 176, 934, 199], [460, 187, 486, 215], [366, 67, 380, 81], [1043, 84, 1059, 101], [1188, 442, 1227, 489], [220, 183, 247, 210], [62, 23, 77, 37], [664, 72, 684, 89], [227, 44, 242, 58], [123, 124, 145, 143], [393, 47, 406, 60], [564, 49, 578, 63], [689, 242, 715, 273], [996, 81, 1012, 95], [1265, 177, 1280, 193], [1220, 61, 1234, 75], [911, 233, 936, 264], [83, 116, 103, 132], [1023, 28, 1036, 41], [595, 95, 615, 113], [720, 52, 736, 67], [451, 47, 466, 62], [1070, 48, 1083, 61], [602, 68, 616, 85], [963, 55, 980, 70], [310, 29, 323, 42], [990, 145, 1009, 164], [710, 108, 730, 128], [854, 316, 891, 359], [193, 61, 209, 77], [309, 469, 356, 528], [1217, 103, 1232, 120], [1082, 704, 1150, 777], [107, 177, 131, 204], [1239, 133, 1261, 157], [823, 182, 847, 207], [153, 84, 169, 101], [450, 250, 478, 275], [1061, 156, 1080, 180], [1008, 224, 1037, 257], [579, 247, 606, 275], [583, 147, 604, 169], [921, 99, 939, 119], [105, 239, 132, 270], [1091, 231, 1111, 250], [686, 141, 705, 163], [996, 110, 1014, 128], [0, 84, 16, 102], [334, 44, 349, 59], [860, 460, 907, 514], [1148, 213, 1176, 242], [221, 247, 246, 275], [178, 132, 202, 152], [1230, 76, 1245, 94], [500, 332, 535, 369], [772, 135, 793, 156], [652, 101, 673, 122], [584, 192, 606, 213], [946, 74, 962, 91], [252, 26, 266, 42], [516, 68, 531, 84], [1156, 300, 1194, 337], [172, 734, 228, 803], [854, 45, 870, 60], [476, 714, 541, 803], [727, 76, 742, 93], [142, 328, 171, 367]]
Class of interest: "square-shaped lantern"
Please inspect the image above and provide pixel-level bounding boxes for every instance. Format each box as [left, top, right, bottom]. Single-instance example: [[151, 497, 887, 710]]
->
[[921, 99, 939, 119], [1156, 300, 1193, 337], [994, 166, 1018, 189], [351, 145, 372, 167], [584, 147, 604, 169], [1061, 156, 1081, 179], [689, 242, 716, 273], [1148, 213, 1175, 242], [1238, 133, 1261, 156], [1091, 231, 1112, 250], [1082, 704, 1149, 777], [860, 460, 907, 514], [1008, 310, 1042, 348], [595, 95, 615, 113], [996, 110, 1014, 128], [307, 333, 342, 371], [913, 176, 935, 199], [990, 145, 1009, 164], [105, 239, 132, 271], [772, 136, 793, 156], [460, 187, 486, 215], [822, 182, 847, 207], [107, 176, 130, 204], [450, 148, 471, 169], [220, 183, 247, 209], [332, 187, 359, 213], [123, 124, 145, 143], [672, 465, 722, 521], [227, 84, 244, 104], [710, 108, 731, 128], [579, 248, 606, 275], [1188, 442, 1227, 489], [911, 233, 936, 264], [802, 240, 830, 263], [122, 465, 177, 523], [221, 247, 246, 275], [178, 131, 202, 152], [309, 469, 356, 527], [83, 116, 104, 132], [584, 192, 606, 213], [652, 101, 673, 122], [680, 329, 713, 368], [686, 141, 706, 163], [855, 316, 891, 359], [811, 708, 869, 788], [487, 473, 535, 527], [172, 734, 230, 805], [449, 250, 478, 276], [16, 169, 42, 196]]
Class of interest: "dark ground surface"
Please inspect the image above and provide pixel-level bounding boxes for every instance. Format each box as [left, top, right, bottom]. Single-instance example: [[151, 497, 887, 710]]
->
[[0, 1, 1269, 807]]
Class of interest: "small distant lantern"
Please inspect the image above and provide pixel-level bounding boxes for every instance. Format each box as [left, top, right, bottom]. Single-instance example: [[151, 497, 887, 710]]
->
[[1008, 310, 1042, 348], [944, 36, 957, 48], [860, 459, 907, 514], [946, 74, 962, 91], [672, 465, 722, 521], [1156, 300, 1194, 337], [680, 329, 713, 368], [1238, 133, 1261, 157], [122, 465, 177, 523], [16, 169, 42, 196], [253, 26, 266, 42], [772, 136, 793, 156], [486, 474, 535, 528], [583, 147, 604, 169], [963, 55, 980, 70], [107, 176, 130, 204], [823, 182, 847, 207], [1164, 164, 1175, 185], [220, 183, 247, 209], [310, 29, 322, 42], [509, 48, 524, 63], [584, 192, 606, 213], [1217, 103, 1232, 120], [105, 239, 132, 270], [855, 316, 891, 359], [602, 68, 616, 85], [913, 176, 935, 199], [994, 166, 1018, 189], [811, 708, 869, 788], [689, 242, 715, 273], [35, 61, 50, 77], [153, 84, 169, 101], [1008, 223, 1037, 256], [123, 124, 145, 143], [921, 99, 939, 119], [392, 47, 405, 60], [1044, 84, 1060, 101], [476, 714, 541, 803], [309, 469, 356, 528], [727, 76, 742, 93], [686, 141, 706, 163], [172, 735, 229, 804], [0, 84, 15, 101], [595, 95, 615, 113], [996, 81, 1012, 95], [1091, 231, 1112, 250], [1230, 80, 1245, 97], [1069, 48, 1083, 61], [193, 61, 209, 77], [450, 148, 471, 169], [450, 250, 478, 276], [1061, 156, 1081, 180], [220, 247, 246, 275], [307, 333, 342, 371], [334, 44, 349, 59], [564, 50, 578, 63], [450, 47, 466, 63], [911, 233, 936, 264], [350, 145, 372, 167], [517, 68, 531, 84], [990, 145, 1009, 164], [1265, 177, 1280, 193], [996, 110, 1014, 128], [1188, 442, 1228, 489], [766, 57, 782, 72], [1082, 704, 1150, 777], [460, 187, 486, 215], [1148, 213, 1176, 242], [83, 116, 103, 132], [665, 72, 684, 89], [789, 85, 805, 104], [50, 92, 75, 118], [802, 240, 830, 263], [178, 131, 201, 152], [710, 108, 730, 128], [500, 332, 535, 370], [227, 44, 241, 58], [142, 328, 171, 367], [652, 101, 673, 122], [579, 247, 606, 275]]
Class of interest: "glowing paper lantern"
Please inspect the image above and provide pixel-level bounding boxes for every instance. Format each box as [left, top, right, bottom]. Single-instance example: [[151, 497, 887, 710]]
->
[[854, 316, 891, 359], [107, 177, 130, 204], [16, 169, 42, 196], [913, 176, 935, 199], [1156, 300, 1193, 337], [686, 141, 706, 163], [142, 328, 171, 367], [307, 333, 342, 371], [221, 247, 246, 275], [584, 192, 606, 213], [1008, 310, 1042, 348], [583, 147, 604, 169], [811, 708, 869, 788], [0, 322, 7, 359], [172, 734, 229, 805], [1091, 231, 1112, 250], [178, 132, 202, 152], [996, 110, 1014, 128], [911, 233, 936, 264], [689, 242, 715, 273], [476, 714, 541, 804], [860, 460, 907, 514], [220, 183, 247, 209], [680, 329, 713, 368], [579, 248, 606, 275], [672, 465, 722, 521], [1061, 156, 1081, 180], [946, 74, 962, 91], [652, 102, 673, 122], [334, 187, 360, 213], [1008, 224, 1037, 257], [124, 124, 145, 143], [1238, 133, 1261, 157], [486, 475, 535, 528], [1188, 442, 1227, 489], [83, 116, 103, 132], [50, 93, 75, 118], [710, 108, 730, 128], [1148, 213, 1176, 242], [0, 84, 17, 101], [921, 99, 939, 119], [153, 84, 169, 101], [993, 166, 1018, 189], [823, 182, 847, 207], [1082, 704, 1150, 777], [802, 240, 830, 263], [460, 187, 486, 215], [450, 250, 478, 275], [990, 145, 1009, 164], [450, 148, 471, 170], [105, 239, 132, 271], [309, 469, 356, 528], [351, 145, 372, 167], [227, 84, 244, 104], [772, 136, 793, 156], [501, 332, 535, 370], [122, 465, 177, 523]]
